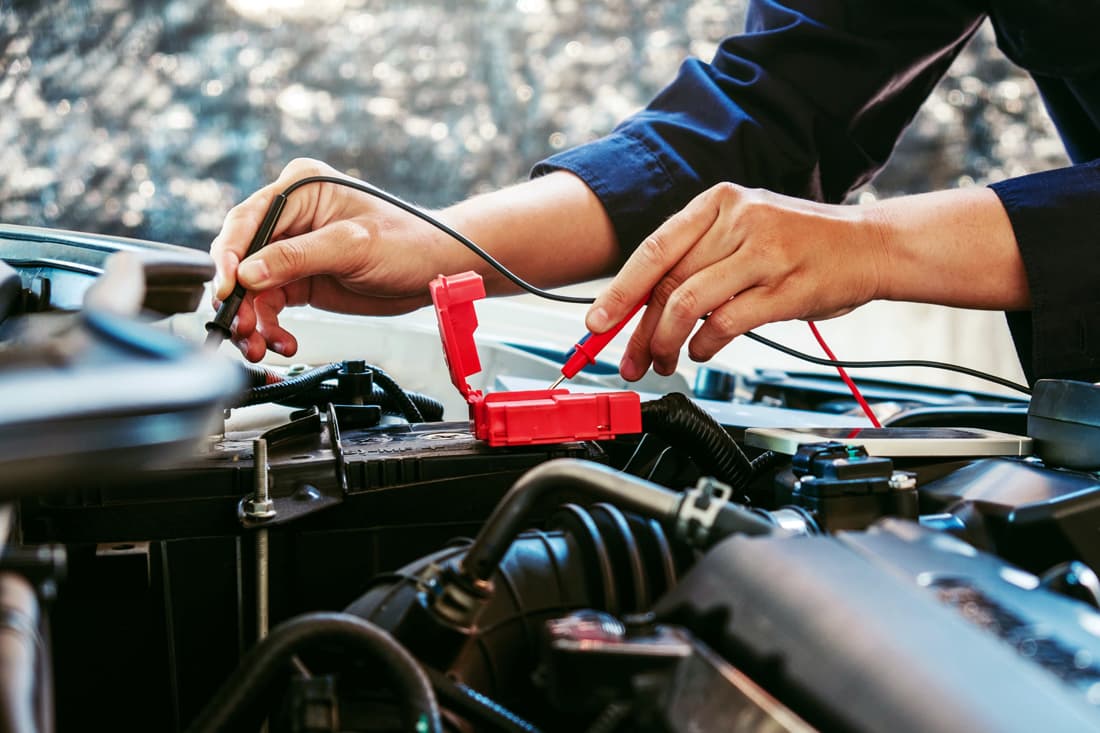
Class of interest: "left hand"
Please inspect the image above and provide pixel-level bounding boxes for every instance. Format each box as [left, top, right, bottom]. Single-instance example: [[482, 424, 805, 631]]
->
[[584, 182, 887, 379]]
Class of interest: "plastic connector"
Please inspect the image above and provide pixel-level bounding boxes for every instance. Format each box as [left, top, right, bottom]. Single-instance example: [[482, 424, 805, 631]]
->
[[430, 272, 642, 447]]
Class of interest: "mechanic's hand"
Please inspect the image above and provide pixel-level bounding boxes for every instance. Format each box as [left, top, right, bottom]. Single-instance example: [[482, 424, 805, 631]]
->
[[585, 183, 887, 380], [210, 158, 449, 361]]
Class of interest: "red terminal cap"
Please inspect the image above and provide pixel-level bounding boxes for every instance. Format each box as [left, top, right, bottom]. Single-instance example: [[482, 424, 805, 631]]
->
[[429, 271, 641, 447], [429, 271, 486, 400]]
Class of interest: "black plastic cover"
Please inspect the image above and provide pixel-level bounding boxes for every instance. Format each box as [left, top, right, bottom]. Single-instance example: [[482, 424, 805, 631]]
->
[[0, 223, 214, 316], [656, 520, 1100, 733], [1028, 379, 1100, 470], [919, 457, 1100, 573], [0, 307, 244, 497]]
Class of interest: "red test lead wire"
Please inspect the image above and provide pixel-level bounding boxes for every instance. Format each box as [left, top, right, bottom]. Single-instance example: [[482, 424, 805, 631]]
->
[[807, 321, 882, 428]]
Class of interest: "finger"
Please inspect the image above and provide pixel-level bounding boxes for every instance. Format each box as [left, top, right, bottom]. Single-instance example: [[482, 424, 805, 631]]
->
[[585, 186, 724, 333], [210, 158, 345, 299], [253, 289, 299, 357], [231, 291, 258, 339], [687, 287, 775, 362], [236, 221, 367, 292], [235, 329, 269, 363], [619, 302, 663, 381], [649, 248, 767, 373], [211, 250, 240, 302]]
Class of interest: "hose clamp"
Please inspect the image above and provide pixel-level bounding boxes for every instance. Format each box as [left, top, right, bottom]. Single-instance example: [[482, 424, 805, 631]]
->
[[676, 477, 733, 547]]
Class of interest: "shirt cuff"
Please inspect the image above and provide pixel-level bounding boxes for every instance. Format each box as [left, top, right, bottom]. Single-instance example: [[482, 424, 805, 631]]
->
[[990, 159, 1100, 382], [531, 132, 682, 254]]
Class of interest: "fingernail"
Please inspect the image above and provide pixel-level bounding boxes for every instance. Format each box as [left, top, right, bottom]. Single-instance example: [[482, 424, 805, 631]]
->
[[620, 354, 637, 381], [237, 259, 268, 287], [587, 306, 611, 332], [271, 341, 286, 355], [212, 272, 224, 296]]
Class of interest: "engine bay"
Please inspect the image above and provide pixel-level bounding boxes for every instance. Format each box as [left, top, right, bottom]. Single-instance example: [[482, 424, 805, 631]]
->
[[4, 225, 1100, 733]]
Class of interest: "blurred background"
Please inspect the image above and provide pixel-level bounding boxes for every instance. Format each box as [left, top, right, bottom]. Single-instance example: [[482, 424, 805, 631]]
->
[[0, 0, 1069, 393]]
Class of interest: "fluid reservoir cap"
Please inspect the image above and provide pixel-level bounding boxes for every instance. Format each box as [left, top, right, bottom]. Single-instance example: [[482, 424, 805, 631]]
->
[[1027, 379, 1100, 470]]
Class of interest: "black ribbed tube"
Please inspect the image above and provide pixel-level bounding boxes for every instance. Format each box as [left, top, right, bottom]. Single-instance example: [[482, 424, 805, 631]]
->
[[236, 363, 342, 408], [749, 450, 780, 477], [241, 363, 283, 389], [368, 366, 424, 422], [382, 387, 444, 421], [257, 382, 444, 421], [236, 362, 437, 422], [640, 393, 753, 491], [460, 459, 681, 583], [186, 612, 441, 733]]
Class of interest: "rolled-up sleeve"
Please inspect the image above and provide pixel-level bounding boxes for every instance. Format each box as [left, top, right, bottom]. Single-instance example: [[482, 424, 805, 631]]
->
[[533, 0, 985, 253]]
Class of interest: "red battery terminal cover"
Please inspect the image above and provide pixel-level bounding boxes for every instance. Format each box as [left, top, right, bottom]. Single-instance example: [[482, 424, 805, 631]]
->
[[429, 271, 642, 447]]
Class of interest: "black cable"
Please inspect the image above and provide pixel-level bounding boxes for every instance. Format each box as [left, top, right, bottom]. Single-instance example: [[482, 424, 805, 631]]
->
[[742, 331, 1031, 395], [369, 364, 424, 423], [186, 612, 442, 733], [424, 666, 542, 733], [206, 176, 1032, 396]]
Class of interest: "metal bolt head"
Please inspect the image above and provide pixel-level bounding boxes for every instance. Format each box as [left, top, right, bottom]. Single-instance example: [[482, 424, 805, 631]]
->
[[243, 497, 276, 520], [888, 471, 917, 491]]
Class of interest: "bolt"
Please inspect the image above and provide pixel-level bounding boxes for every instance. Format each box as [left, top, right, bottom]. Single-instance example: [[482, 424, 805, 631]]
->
[[888, 471, 917, 491], [244, 437, 276, 519]]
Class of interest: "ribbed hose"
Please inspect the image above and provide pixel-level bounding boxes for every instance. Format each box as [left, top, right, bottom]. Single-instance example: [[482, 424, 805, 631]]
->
[[363, 366, 423, 422], [461, 460, 682, 583], [186, 612, 441, 733], [749, 450, 780, 477], [241, 363, 283, 388], [640, 393, 753, 491], [270, 383, 444, 422], [376, 386, 444, 421], [236, 362, 436, 422], [237, 363, 342, 408]]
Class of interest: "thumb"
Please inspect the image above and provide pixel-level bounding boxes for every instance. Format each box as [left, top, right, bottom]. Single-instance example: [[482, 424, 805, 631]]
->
[[236, 225, 359, 290]]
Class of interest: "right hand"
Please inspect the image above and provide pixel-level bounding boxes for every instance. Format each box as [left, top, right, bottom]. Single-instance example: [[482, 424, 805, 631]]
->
[[210, 158, 451, 361]]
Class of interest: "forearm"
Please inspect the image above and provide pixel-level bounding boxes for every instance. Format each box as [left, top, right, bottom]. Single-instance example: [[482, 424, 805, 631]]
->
[[870, 186, 1030, 311], [435, 171, 621, 296]]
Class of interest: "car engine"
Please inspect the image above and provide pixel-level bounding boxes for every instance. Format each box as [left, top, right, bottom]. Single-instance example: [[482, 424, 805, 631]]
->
[[5, 225, 1100, 733]]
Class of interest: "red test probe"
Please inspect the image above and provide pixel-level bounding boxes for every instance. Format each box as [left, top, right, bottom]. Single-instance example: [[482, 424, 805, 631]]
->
[[549, 299, 648, 389]]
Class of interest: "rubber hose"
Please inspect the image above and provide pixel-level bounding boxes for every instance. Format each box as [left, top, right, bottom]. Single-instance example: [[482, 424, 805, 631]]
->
[[461, 459, 682, 583], [186, 612, 441, 733], [640, 393, 753, 491], [424, 667, 542, 733], [237, 363, 342, 408]]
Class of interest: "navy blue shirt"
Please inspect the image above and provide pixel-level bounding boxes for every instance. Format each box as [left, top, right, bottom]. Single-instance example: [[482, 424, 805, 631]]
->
[[534, 0, 1100, 384]]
